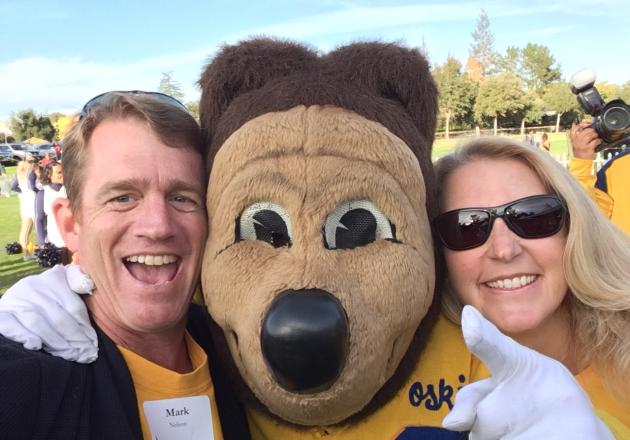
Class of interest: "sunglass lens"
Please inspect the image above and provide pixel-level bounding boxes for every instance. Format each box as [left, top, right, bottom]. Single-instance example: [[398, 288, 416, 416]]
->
[[507, 197, 564, 238], [437, 210, 490, 250]]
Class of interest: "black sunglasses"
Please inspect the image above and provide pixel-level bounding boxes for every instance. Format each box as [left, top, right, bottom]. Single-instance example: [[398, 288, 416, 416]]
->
[[79, 90, 188, 120], [433, 194, 567, 251]]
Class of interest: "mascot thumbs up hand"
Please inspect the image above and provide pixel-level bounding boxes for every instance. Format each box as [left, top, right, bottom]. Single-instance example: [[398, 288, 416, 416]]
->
[[444, 306, 614, 439]]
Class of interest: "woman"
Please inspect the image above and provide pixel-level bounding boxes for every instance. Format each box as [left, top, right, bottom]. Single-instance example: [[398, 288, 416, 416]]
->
[[433, 137, 630, 431], [14, 156, 37, 259], [41, 160, 66, 249]]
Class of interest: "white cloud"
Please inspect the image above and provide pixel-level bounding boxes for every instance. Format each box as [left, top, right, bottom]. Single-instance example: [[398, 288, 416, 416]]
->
[[0, 47, 216, 120]]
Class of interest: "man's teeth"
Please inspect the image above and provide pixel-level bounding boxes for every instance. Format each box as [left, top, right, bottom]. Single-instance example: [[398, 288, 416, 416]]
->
[[486, 275, 536, 289], [125, 255, 177, 266]]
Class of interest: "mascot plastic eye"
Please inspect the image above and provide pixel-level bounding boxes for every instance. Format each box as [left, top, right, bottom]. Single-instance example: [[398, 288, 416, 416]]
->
[[237, 202, 292, 248], [324, 199, 397, 250]]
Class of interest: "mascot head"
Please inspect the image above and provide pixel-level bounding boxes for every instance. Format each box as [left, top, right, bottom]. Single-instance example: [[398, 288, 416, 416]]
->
[[199, 38, 440, 426]]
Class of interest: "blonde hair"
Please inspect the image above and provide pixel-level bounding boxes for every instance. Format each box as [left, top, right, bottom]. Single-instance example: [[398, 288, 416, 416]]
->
[[16, 158, 36, 181], [434, 136, 630, 395]]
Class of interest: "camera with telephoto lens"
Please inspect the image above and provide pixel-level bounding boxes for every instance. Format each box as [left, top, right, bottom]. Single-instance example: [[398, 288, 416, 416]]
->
[[570, 68, 630, 151]]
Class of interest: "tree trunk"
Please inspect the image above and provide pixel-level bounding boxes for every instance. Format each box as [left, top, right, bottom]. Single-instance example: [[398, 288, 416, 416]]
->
[[493, 117, 498, 135], [555, 113, 562, 133], [445, 111, 451, 140], [521, 119, 525, 136], [475, 126, 481, 136]]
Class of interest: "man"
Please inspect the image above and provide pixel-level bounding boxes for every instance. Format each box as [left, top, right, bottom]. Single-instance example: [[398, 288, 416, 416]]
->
[[569, 121, 630, 234], [0, 92, 248, 439]]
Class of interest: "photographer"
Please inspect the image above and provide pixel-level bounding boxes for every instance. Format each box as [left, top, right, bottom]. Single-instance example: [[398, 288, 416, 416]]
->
[[569, 121, 630, 234]]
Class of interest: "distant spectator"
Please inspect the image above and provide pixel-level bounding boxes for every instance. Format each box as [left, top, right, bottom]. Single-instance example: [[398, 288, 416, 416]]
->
[[0, 163, 9, 197], [525, 129, 536, 147], [539, 132, 550, 152], [42, 161, 67, 249], [53, 143, 62, 160], [14, 157, 37, 259], [30, 165, 47, 247]]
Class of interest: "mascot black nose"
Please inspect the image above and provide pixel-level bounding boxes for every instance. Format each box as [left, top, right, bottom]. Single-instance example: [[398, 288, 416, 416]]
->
[[261, 289, 349, 394]]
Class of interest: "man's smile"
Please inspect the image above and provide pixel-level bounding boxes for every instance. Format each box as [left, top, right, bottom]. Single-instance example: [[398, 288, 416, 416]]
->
[[123, 254, 180, 285]]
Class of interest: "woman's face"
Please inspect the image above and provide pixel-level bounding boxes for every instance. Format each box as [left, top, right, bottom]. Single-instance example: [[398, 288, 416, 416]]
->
[[51, 163, 63, 184], [441, 157, 569, 336]]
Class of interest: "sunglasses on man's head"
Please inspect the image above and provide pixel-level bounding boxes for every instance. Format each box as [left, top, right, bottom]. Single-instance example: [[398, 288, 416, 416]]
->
[[433, 194, 567, 251], [79, 91, 188, 120]]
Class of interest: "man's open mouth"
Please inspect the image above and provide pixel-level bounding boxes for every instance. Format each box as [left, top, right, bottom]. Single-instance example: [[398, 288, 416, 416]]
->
[[123, 255, 179, 285]]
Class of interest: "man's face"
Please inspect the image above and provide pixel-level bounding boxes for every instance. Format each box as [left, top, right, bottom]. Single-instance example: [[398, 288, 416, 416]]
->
[[67, 118, 207, 335]]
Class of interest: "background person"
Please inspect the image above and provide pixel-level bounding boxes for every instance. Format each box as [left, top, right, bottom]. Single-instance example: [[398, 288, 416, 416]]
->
[[31, 162, 47, 247], [524, 128, 536, 147], [0, 162, 10, 197], [539, 132, 550, 152], [41, 160, 70, 263], [41, 160, 66, 247], [433, 137, 630, 433], [569, 121, 630, 234], [14, 155, 37, 258]]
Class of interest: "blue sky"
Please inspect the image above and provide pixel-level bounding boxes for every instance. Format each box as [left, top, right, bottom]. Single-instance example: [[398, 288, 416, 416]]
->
[[0, 0, 628, 122]]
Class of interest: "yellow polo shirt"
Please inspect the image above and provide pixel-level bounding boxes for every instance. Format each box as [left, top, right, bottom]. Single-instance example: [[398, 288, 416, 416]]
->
[[119, 332, 224, 440]]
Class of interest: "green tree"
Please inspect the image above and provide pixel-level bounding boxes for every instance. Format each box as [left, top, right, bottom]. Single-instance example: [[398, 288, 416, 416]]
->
[[520, 43, 561, 95], [158, 71, 185, 101], [433, 56, 477, 137], [620, 81, 630, 103], [520, 91, 544, 133], [596, 81, 621, 102], [496, 44, 561, 97], [469, 9, 496, 76], [474, 73, 525, 133], [10, 110, 56, 141], [495, 46, 522, 77], [48, 112, 65, 125], [543, 81, 579, 132]]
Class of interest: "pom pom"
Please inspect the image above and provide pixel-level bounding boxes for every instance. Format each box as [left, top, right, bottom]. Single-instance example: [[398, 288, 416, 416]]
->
[[35, 243, 63, 267], [5, 242, 23, 255]]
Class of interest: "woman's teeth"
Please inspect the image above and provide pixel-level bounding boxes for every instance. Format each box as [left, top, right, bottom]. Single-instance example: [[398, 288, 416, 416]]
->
[[124, 255, 178, 266], [486, 275, 536, 289]]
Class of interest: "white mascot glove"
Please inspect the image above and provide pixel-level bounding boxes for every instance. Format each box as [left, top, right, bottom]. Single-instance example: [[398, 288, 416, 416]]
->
[[0, 264, 98, 363], [443, 305, 614, 439]]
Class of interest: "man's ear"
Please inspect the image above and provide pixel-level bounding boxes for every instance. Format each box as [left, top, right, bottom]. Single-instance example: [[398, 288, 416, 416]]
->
[[52, 198, 80, 253]]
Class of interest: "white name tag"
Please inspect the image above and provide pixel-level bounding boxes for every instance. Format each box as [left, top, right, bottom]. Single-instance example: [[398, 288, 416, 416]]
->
[[143, 395, 214, 440]]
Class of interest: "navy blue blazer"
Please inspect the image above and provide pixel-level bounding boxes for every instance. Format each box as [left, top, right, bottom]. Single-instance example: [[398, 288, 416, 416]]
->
[[0, 304, 250, 440]]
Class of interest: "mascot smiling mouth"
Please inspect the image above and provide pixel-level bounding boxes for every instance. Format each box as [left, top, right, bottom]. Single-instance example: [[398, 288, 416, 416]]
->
[[199, 39, 441, 427]]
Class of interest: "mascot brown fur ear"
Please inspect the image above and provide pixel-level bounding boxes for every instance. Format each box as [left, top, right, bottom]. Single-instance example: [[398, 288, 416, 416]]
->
[[198, 38, 318, 144], [322, 42, 438, 165]]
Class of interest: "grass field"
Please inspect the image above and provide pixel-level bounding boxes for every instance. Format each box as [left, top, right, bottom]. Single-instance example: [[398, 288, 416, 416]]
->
[[0, 193, 44, 295], [0, 132, 573, 295], [432, 131, 571, 158]]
